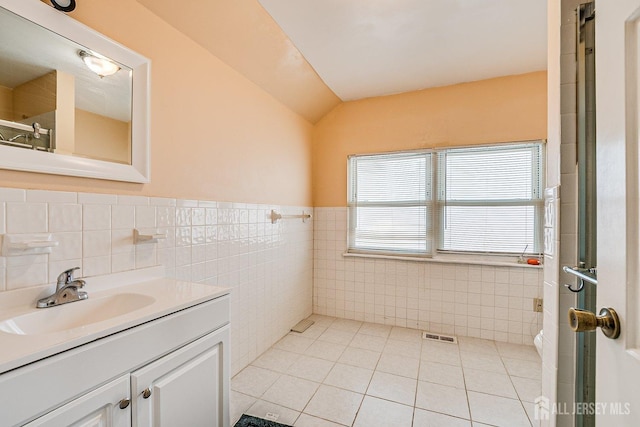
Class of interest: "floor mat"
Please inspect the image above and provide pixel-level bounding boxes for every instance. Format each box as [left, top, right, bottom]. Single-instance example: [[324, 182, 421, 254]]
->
[[233, 414, 293, 427]]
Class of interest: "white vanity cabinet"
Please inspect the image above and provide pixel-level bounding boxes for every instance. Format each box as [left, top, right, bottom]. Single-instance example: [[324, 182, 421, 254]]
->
[[23, 327, 228, 427], [24, 375, 131, 427], [131, 329, 226, 427], [0, 288, 230, 427]]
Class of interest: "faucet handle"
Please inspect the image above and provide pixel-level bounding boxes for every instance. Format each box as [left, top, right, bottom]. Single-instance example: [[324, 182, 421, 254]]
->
[[57, 267, 80, 287]]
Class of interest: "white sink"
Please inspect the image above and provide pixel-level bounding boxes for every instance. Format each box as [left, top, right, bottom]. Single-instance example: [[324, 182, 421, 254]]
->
[[0, 267, 230, 375], [0, 293, 155, 335]]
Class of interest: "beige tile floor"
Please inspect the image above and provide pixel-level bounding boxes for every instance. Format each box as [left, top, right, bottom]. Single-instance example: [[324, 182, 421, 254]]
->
[[231, 315, 542, 427]]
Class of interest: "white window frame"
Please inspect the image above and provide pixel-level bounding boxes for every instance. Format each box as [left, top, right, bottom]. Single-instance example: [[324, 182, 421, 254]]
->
[[347, 151, 434, 257], [346, 140, 545, 261]]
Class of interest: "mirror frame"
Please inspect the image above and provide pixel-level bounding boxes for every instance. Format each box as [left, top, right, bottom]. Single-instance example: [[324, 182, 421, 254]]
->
[[0, 0, 150, 183]]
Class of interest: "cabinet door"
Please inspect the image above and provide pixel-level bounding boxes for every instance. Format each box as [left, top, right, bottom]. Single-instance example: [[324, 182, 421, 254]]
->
[[24, 375, 130, 427], [131, 326, 229, 427]]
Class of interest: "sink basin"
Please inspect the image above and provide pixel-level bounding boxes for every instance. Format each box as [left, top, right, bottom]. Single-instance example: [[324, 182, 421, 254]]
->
[[0, 293, 156, 335]]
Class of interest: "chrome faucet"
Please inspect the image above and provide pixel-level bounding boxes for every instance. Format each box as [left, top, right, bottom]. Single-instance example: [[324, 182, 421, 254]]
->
[[36, 267, 88, 308]]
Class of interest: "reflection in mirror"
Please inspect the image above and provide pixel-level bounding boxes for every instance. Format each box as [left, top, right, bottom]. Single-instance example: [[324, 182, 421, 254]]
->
[[0, 4, 132, 164], [0, 0, 149, 183]]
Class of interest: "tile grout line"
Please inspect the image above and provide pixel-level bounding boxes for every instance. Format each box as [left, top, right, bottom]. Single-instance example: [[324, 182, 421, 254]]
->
[[233, 316, 541, 427], [293, 322, 338, 426], [355, 322, 392, 427], [413, 332, 425, 426], [458, 337, 475, 425], [502, 348, 538, 427]]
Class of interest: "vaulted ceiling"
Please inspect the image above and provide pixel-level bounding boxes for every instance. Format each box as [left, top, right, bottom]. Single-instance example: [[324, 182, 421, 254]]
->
[[259, 0, 548, 101], [137, 0, 547, 123]]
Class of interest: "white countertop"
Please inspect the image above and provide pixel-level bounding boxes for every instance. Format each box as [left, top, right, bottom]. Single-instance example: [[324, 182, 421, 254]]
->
[[0, 267, 230, 374]]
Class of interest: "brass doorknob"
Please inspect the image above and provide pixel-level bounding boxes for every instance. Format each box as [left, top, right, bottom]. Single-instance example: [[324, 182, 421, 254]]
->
[[568, 307, 620, 339], [142, 388, 152, 399], [119, 398, 130, 409]]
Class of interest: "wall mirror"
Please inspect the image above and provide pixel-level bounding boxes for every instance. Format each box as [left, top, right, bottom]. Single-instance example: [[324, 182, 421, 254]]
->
[[0, 0, 150, 183]]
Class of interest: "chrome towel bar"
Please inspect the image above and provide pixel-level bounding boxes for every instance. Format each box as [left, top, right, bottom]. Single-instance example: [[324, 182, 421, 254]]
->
[[563, 265, 598, 285], [270, 210, 312, 224]]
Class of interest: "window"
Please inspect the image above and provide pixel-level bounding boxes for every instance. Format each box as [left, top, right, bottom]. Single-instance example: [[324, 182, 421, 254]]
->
[[348, 152, 433, 255], [347, 142, 544, 257]]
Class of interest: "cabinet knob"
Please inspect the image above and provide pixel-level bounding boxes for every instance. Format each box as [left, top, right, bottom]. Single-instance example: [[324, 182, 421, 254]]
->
[[119, 399, 130, 409], [142, 388, 152, 399]]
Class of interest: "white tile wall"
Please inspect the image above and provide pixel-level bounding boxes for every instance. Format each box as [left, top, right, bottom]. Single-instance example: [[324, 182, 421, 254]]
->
[[542, 187, 561, 427], [0, 188, 313, 376], [7, 202, 47, 233], [313, 208, 544, 345]]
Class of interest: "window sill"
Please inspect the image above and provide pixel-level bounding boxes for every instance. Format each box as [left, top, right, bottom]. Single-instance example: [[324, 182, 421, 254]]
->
[[342, 251, 542, 268]]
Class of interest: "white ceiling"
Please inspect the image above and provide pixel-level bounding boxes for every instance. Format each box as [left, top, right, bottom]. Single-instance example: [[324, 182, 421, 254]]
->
[[0, 6, 132, 122], [258, 0, 547, 101]]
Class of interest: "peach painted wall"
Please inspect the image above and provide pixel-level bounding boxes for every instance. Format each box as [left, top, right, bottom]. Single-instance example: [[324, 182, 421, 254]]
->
[[0, 85, 13, 120], [137, 0, 341, 123], [75, 109, 131, 164], [312, 71, 548, 207], [1, 0, 313, 206], [12, 71, 57, 121]]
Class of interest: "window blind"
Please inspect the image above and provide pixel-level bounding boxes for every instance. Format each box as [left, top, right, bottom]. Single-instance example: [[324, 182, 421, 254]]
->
[[437, 143, 544, 253], [346, 141, 544, 257], [348, 152, 433, 255]]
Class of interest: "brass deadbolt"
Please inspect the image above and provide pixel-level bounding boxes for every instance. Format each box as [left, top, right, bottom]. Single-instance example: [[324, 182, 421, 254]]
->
[[568, 307, 620, 339]]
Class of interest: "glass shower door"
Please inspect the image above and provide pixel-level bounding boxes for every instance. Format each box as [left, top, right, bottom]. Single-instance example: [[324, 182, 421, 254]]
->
[[575, 3, 596, 427]]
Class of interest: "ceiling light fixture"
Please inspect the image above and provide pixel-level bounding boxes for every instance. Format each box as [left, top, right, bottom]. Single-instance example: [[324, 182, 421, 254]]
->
[[79, 50, 121, 78], [50, 0, 76, 12]]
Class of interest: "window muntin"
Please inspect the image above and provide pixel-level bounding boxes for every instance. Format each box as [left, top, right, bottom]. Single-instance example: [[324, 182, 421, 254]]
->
[[347, 142, 544, 257]]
